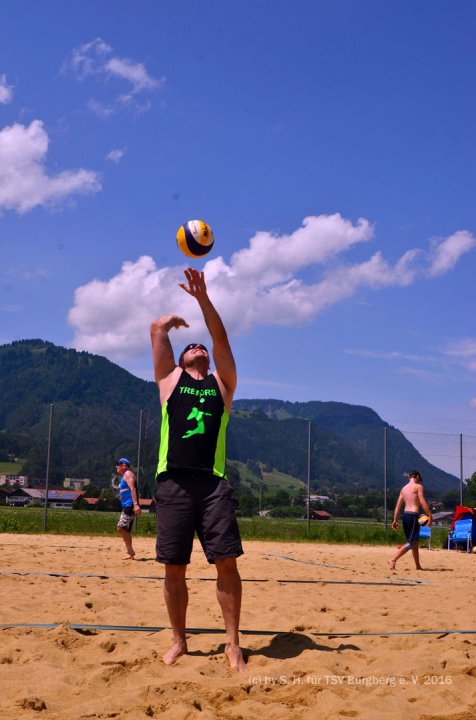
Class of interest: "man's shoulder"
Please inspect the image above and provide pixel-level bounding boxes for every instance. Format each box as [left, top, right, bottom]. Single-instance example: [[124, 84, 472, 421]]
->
[[212, 370, 235, 410], [160, 366, 183, 383], [158, 366, 183, 402]]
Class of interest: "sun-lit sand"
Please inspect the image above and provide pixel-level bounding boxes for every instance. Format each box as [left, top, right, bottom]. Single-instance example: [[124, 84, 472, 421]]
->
[[1, 533, 475, 719]]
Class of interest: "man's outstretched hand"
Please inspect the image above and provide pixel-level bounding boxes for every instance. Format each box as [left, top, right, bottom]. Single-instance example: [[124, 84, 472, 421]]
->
[[179, 268, 207, 299]]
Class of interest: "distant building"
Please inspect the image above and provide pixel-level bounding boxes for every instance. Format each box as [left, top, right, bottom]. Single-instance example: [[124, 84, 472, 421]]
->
[[7, 488, 85, 509], [311, 510, 332, 521], [139, 498, 155, 513], [63, 478, 91, 490], [431, 511, 454, 527], [75, 496, 155, 512], [0, 474, 28, 487], [0, 486, 15, 504], [83, 497, 98, 507], [3, 487, 31, 506], [309, 494, 330, 503]]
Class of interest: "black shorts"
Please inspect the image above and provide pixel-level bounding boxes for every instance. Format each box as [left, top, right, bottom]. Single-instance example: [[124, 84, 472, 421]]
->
[[154, 473, 243, 565], [402, 511, 420, 547]]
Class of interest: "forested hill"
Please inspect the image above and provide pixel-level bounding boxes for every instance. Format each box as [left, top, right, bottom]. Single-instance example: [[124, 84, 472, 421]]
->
[[0, 340, 159, 485], [0, 340, 458, 495], [231, 399, 457, 493], [0, 339, 157, 414]]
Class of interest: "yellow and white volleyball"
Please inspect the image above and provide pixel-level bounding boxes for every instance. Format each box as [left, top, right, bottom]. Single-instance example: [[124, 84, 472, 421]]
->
[[176, 220, 214, 258], [418, 514, 429, 526]]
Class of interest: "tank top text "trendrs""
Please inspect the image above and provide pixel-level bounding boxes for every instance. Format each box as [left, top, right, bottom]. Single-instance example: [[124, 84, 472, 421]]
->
[[156, 371, 229, 478]]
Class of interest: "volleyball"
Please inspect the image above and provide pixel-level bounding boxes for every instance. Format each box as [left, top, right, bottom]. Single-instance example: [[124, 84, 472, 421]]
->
[[176, 220, 214, 258], [418, 514, 429, 526]]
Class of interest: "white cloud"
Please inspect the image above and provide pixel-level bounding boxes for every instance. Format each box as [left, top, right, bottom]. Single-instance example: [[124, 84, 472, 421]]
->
[[469, 398, 476, 408], [71, 213, 465, 361], [6, 267, 47, 280], [0, 120, 101, 213], [396, 366, 446, 381], [66, 38, 164, 114], [444, 339, 476, 358], [345, 349, 433, 363], [69, 256, 179, 360], [0, 74, 13, 104], [106, 56, 159, 100], [106, 148, 126, 163], [350, 337, 476, 382], [427, 230, 476, 276], [0, 304, 23, 313], [70, 38, 112, 79], [443, 338, 476, 372], [229, 214, 373, 284], [87, 99, 115, 118]]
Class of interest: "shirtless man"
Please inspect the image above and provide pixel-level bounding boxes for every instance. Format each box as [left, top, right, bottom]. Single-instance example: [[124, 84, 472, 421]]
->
[[388, 471, 432, 571]]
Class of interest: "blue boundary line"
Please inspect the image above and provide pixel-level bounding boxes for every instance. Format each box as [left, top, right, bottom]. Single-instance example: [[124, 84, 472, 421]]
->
[[0, 569, 423, 587], [265, 553, 349, 570], [1, 622, 475, 637]]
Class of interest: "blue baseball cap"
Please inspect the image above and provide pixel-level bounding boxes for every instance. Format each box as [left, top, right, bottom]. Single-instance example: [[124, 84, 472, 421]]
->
[[116, 457, 131, 466]]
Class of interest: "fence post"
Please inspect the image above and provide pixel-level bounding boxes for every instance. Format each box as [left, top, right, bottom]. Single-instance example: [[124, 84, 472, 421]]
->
[[306, 420, 311, 532], [136, 410, 144, 492], [384, 427, 388, 530], [43, 403, 54, 532], [134, 410, 144, 530]]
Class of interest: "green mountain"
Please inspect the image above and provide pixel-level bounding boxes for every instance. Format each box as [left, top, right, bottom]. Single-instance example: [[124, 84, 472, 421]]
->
[[231, 400, 457, 493], [0, 340, 458, 497], [0, 340, 159, 490]]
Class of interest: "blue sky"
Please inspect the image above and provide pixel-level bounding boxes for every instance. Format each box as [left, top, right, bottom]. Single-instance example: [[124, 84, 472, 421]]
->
[[1, 0, 476, 463]]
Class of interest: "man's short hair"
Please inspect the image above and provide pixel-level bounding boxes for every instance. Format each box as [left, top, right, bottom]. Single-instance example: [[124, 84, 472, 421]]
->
[[409, 470, 422, 481]]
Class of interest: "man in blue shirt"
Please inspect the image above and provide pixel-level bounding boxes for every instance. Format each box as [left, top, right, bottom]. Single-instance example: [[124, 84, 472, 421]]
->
[[115, 458, 141, 560]]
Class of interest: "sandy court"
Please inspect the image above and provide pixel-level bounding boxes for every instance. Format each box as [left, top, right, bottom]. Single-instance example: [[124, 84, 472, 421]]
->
[[0, 532, 475, 720]]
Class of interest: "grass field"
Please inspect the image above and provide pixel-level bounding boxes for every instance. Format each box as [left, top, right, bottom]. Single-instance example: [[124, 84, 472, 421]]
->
[[229, 460, 304, 494], [0, 461, 24, 475], [0, 506, 449, 547], [260, 469, 304, 493]]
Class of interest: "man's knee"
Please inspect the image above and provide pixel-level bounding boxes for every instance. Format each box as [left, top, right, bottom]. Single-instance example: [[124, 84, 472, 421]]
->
[[164, 564, 187, 581], [215, 557, 240, 577]]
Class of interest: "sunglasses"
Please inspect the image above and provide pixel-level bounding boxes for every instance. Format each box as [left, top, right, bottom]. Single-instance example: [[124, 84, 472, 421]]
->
[[182, 343, 208, 353]]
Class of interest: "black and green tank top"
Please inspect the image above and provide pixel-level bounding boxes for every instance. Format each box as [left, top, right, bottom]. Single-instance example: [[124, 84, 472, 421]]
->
[[156, 371, 229, 478]]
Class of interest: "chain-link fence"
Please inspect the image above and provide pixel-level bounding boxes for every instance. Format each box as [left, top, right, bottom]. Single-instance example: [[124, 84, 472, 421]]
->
[[399, 430, 476, 493], [2, 405, 475, 529]]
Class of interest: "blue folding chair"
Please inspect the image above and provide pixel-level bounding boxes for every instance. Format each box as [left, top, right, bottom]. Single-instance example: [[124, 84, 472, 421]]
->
[[418, 524, 431, 549], [447, 518, 473, 553]]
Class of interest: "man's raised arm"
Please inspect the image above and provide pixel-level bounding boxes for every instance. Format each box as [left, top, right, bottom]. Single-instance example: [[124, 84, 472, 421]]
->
[[179, 268, 237, 396], [150, 314, 189, 384]]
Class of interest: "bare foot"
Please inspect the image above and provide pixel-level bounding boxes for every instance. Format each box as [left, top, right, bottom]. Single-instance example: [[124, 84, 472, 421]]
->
[[122, 553, 135, 560], [415, 565, 423, 570], [225, 643, 246, 672], [387, 559, 396, 571], [162, 640, 188, 666]]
